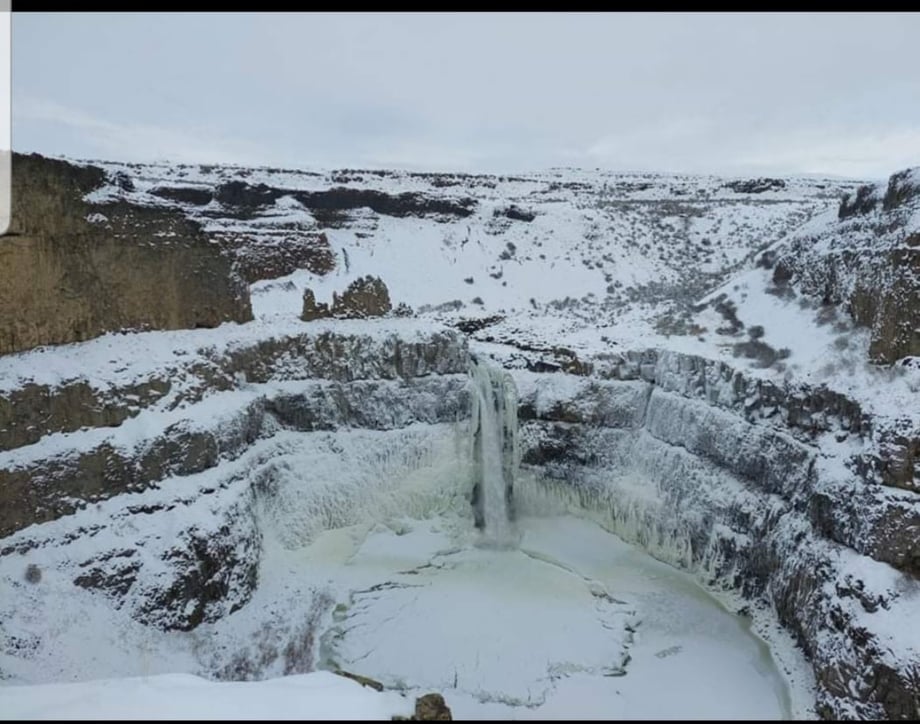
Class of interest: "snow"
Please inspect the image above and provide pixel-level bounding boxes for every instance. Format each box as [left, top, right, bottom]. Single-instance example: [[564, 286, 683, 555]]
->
[[5, 156, 920, 719], [0, 414, 810, 719], [66, 156, 862, 354], [0, 317, 451, 395], [16, 154, 905, 426], [0, 387, 261, 471], [0, 671, 412, 720], [0, 517, 794, 719]]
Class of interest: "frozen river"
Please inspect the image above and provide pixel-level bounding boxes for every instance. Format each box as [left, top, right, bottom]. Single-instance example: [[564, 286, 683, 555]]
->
[[296, 511, 802, 719]]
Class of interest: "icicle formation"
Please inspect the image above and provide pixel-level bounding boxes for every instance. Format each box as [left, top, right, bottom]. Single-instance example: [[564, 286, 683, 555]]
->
[[469, 354, 520, 547]]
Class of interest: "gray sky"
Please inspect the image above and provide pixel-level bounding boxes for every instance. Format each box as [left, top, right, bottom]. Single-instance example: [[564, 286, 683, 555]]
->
[[13, 12, 920, 179]]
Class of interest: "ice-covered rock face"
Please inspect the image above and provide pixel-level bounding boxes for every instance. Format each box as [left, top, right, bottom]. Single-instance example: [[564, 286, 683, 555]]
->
[[510, 347, 920, 721], [0, 323, 473, 635]]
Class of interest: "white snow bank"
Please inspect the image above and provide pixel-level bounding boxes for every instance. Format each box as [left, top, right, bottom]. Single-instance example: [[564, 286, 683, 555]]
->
[[0, 671, 412, 720]]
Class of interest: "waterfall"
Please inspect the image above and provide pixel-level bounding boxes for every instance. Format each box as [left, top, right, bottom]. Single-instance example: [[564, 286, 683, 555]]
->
[[469, 354, 520, 547]]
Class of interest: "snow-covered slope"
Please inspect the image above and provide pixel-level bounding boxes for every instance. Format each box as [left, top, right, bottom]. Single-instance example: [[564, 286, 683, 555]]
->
[[79, 158, 858, 347], [73, 156, 918, 418]]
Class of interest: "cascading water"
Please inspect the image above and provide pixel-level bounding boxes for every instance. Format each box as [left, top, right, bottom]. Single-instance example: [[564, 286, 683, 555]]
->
[[469, 354, 520, 547]]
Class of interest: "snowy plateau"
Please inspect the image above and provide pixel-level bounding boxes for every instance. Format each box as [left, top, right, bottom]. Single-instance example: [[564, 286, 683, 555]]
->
[[0, 154, 919, 720]]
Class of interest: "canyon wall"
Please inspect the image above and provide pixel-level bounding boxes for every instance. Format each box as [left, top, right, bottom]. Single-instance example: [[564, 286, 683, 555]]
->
[[0, 325, 469, 632], [774, 168, 920, 364], [0, 154, 252, 355], [514, 349, 919, 720]]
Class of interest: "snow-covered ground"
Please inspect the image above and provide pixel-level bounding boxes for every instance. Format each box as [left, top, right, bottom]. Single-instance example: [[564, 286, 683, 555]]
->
[[80, 156, 858, 357], [0, 671, 411, 720], [11, 156, 914, 422]]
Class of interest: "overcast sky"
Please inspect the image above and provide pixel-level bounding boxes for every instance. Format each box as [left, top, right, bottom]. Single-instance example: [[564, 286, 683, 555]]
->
[[13, 12, 920, 179]]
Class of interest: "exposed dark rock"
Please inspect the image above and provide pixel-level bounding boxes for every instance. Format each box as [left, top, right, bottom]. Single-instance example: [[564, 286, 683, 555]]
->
[[775, 168, 919, 364], [713, 296, 744, 335], [264, 378, 468, 433], [301, 288, 331, 321], [133, 513, 261, 631], [449, 315, 505, 335], [74, 549, 140, 597], [875, 432, 920, 492], [0, 400, 266, 538], [302, 277, 392, 321], [214, 180, 282, 208], [724, 178, 787, 194], [732, 338, 787, 368], [866, 247, 920, 363], [495, 205, 535, 222], [756, 250, 779, 269], [332, 276, 392, 319], [516, 347, 920, 719], [0, 328, 469, 534], [772, 260, 794, 286], [293, 187, 476, 221], [225, 232, 336, 283], [882, 169, 920, 212], [414, 693, 452, 720], [110, 170, 134, 192], [0, 378, 171, 452], [838, 184, 879, 219], [334, 669, 385, 692], [24, 563, 41, 584], [192, 327, 468, 386], [521, 423, 593, 467], [150, 186, 214, 205]]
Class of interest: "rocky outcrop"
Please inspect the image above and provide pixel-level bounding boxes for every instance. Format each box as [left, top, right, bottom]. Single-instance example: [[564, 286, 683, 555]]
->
[[0, 378, 172, 452], [331, 276, 392, 319], [0, 325, 466, 454], [841, 169, 920, 219], [1, 154, 252, 356], [211, 182, 476, 223], [0, 375, 470, 539], [131, 506, 261, 631], [302, 276, 392, 321], [149, 185, 214, 206], [0, 399, 266, 538], [69, 494, 261, 632], [414, 693, 453, 720], [224, 232, 336, 284], [1, 314, 916, 715], [495, 205, 535, 222], [724, 178, 787, 194], [838, 183, 879, 219], [265, 377, 468, 433], [778, 166, 920, 364], [514, 347, 920, 720], [294, 187, 476, 221], [302, 289, 331, 321]]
